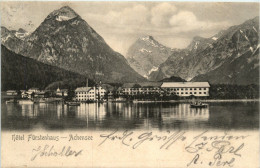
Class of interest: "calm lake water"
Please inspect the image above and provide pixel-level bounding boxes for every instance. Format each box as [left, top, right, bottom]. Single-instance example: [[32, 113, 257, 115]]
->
[[1, 101, 259, 130]]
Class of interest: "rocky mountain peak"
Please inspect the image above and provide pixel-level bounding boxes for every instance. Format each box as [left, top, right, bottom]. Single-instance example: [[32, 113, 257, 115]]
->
[[1, 26, 10, 37], [17, 28, 27, 33], [192, 36, 205, 41], [127, 36, 173, 77], [137, 35, 164, 48], [1, 6, 145, 83], [187, 36, 213, 51], [1, 26, 8, 31], [46, 6, 79, 21], [139, 35, 155, 43], [140, 35, 154, 40]]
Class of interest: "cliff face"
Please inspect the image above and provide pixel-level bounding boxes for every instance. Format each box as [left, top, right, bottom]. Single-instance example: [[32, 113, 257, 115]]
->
[[126, 35, 174, 78]]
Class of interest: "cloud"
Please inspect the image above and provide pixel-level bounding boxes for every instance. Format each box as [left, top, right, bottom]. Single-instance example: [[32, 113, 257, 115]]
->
[[151, 3, 177, 27], [169, 11, 229, 33], [103, 5, 149, 26], [85, 3, 229, 36]]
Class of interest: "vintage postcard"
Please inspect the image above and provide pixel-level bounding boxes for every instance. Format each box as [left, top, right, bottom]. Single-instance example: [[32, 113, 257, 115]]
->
[[1, 1, 259, 167]]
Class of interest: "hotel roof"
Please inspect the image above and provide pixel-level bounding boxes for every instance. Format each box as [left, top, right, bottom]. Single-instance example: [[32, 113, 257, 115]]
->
[[161, 82, 210, 88], [6, 90, 17, 92], [75, 87, 92, 92], [122, 82, 163, 88]]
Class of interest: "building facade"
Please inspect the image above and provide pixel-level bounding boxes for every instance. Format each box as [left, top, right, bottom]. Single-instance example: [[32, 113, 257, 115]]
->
[[56, 88, 68, 97], [119, 82, 164, 96], [160, 82, 210, 97], [6, 90, 18, 96], [75, 85, 106, 101]]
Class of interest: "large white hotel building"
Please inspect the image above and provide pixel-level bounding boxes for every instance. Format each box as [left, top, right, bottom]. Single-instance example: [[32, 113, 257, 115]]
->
[[160, 82, 210, 97]]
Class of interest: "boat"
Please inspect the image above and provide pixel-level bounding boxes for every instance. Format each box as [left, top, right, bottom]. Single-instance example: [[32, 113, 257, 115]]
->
[[133, 100, 139, 103], [112, 97, 127, 102], [190, 101, 207, 108], [38, 98, 47, 103], [18, 100, 34, 105], [66, 101, 80, 106]]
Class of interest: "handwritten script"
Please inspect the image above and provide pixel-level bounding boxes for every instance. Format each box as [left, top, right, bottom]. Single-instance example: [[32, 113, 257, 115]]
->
[[99, 130, 186, 149], [31, 145, 83, 161], [185, 130, 248, 167], [99, 130, 249, 167]]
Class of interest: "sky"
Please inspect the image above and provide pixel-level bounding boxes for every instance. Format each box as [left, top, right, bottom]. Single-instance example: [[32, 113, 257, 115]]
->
[[1, 1, 259, 55]]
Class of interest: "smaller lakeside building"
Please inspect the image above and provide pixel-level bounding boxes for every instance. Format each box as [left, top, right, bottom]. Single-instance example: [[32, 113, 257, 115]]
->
[[75, 85, 106, 101]]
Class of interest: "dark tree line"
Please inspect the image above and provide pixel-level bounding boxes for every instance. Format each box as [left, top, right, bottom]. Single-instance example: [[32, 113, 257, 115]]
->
[[208, 84, 259, 99], [1, 45, 94, 91]]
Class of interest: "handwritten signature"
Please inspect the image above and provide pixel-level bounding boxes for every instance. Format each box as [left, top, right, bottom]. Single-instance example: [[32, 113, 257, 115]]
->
[[99, 130, 186, 149], [31, 145, 83, 161], [185, 131, 248, 167]]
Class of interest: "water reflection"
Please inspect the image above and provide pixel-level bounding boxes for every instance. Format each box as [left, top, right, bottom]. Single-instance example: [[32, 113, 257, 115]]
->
[[1, 101, 259, 130], [162, 103, 209, 121]]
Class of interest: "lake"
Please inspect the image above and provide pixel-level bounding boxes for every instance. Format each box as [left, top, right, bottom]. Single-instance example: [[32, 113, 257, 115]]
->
[[1, 101, 259, 131]]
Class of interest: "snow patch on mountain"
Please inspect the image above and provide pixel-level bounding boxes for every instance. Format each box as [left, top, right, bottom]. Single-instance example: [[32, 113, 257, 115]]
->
[[143, 74, 149, 79], [1, 34, 11, 42], [244, 35, 249, 41], [56, 15, 75, 21], [15, 32, 29, 39], [194, 42, 199, 50], [212, 37, 218, 41], [47, 6, 78, 21], [148, 66, 158, 75], [141, 36, 150, 41], [186, 77, 192, 81], [139, 48, 152, 53], [140, 36, 159, 47]]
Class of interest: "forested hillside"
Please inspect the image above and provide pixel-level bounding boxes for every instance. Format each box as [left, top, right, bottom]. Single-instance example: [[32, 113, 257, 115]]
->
[[1, 45, 94, 91]]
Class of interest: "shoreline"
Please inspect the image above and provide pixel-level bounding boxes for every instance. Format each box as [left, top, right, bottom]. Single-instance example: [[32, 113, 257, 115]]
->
[[110, 99, 260, 103], [200, 99, 260, 102]]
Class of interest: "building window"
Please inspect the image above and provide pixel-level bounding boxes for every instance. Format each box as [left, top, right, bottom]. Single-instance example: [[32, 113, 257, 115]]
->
[[185, 88, 188, 90], [204, 92, 206, 94], [185, 92, 188, 94], [181, 88, 183, 90], [190, 88, 192, 90], [204, 88, 207, 90], [194, 92, 197, 94], [177, 88, 179, 90], [194, 88, 197, 90], [199, 88, 202, 90], [181, 92, 183, 94], [199, 92, 202, 94], [190, 92, 192, 94]]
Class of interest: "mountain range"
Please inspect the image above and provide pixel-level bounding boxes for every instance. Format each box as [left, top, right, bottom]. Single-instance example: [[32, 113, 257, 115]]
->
[[1, 6, 145, 83], [148, 16, 259, 85], [1, 6, 259, 86]]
